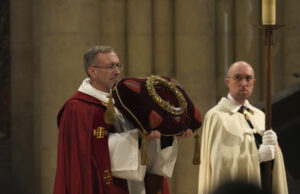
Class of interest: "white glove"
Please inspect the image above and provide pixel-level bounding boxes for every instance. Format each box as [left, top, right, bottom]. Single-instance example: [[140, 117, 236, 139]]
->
[[262, 129, 278, 145], [258, 144, 276, 163]]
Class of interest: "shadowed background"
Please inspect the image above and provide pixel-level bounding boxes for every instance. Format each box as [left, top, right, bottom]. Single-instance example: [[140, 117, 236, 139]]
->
[[1, 0, 299, 194]]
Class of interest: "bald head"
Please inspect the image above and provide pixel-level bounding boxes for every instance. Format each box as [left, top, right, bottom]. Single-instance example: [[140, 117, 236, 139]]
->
[[226, 61, 255, 104], [227, 61, 255, 78]]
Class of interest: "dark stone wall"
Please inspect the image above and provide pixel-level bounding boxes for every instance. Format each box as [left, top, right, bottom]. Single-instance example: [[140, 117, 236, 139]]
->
[[0, 0, 10, 140], [0, 0, 11, 194]]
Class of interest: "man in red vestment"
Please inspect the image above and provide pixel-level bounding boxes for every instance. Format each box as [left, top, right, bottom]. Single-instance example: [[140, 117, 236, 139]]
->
[[53, 46, 183, 194]]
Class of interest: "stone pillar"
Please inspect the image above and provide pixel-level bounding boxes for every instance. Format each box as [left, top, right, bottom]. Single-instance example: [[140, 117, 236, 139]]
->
[[152, 0, 174, 77], [33, 0, 102, 193], [127, 0, 152, 77], [174, 0, 215, 193], [283, 1, 300, 88], [216, 0, 234, 101], [235, 0, 261, 104], [10, 0, 34, 194], [98, 0, 126, 75], [32, 1, 42, 193]]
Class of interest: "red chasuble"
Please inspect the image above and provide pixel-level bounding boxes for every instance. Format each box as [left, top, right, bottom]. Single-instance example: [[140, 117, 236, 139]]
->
[[53, 91, 129, 194]]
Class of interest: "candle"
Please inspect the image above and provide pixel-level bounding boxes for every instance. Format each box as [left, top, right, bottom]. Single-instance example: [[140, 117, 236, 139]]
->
[[262, 0, 276, 25]]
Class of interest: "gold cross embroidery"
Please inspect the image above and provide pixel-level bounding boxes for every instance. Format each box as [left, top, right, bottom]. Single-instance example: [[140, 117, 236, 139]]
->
[[103, 170, 111, 184], [93, 127, 107, 138]]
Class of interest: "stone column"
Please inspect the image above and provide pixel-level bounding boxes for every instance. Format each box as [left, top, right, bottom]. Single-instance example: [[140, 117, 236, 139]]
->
[[32, 0, 42, 193], [216, 0, 234, 101], [283, 1, 300, 88], [10, 0, 34, 194], [127, 0, 153, 77], [98, 0, 126, 75], [174, 0, 215, 193], [33, 0, 102, 193], [235, 0, 261, 104], [152, 0, 174, 77]]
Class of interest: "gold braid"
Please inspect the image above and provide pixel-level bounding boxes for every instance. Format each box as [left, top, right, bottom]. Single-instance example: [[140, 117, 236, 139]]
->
[[146, 75, 187, 116]]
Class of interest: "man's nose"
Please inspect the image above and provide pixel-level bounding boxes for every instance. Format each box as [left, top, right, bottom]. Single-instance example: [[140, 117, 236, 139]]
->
[[240, 78, 248, 85], [113, 66, 121, 74]]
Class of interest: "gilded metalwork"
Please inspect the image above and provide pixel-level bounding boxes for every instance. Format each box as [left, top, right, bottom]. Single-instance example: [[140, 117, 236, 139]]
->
[[146, 75, 187, 116]]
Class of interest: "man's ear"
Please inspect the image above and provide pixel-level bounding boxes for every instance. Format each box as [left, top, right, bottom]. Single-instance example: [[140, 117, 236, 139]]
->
[[88, 67, 96, 79], [225, 78, 230, 88]]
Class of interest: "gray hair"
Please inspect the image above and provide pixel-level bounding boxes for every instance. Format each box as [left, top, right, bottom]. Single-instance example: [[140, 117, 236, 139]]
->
[[83, 45, 115, 76]]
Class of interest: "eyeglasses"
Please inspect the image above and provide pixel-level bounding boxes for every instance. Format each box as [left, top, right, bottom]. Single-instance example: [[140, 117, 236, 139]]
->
[[92, 63, 124, 71], [230, 75, 254, 83]]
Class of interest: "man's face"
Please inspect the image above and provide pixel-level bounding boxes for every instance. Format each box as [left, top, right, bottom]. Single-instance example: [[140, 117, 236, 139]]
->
[[89, 52, 121, 92], [226, 62, 255, 104]]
